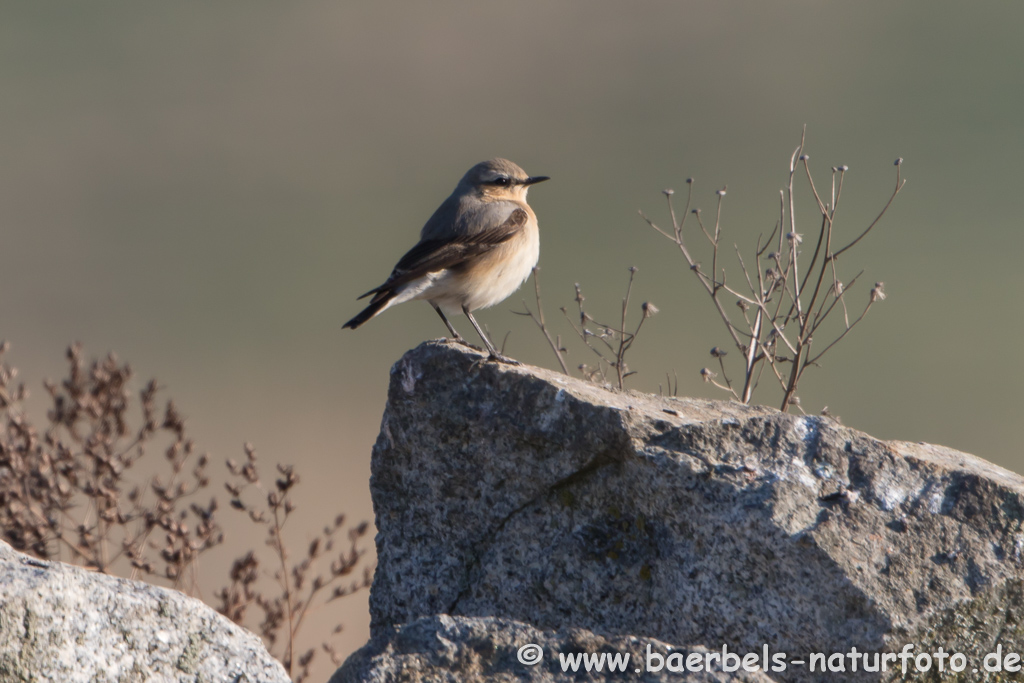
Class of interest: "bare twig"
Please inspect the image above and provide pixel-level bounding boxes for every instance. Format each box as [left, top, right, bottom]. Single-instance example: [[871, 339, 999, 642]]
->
[[513, 268, 569, 374], [220, 447, 371, 681], [0, 342, 371, 683], [642, 131, 904, 412], [553, 269, 656, 390]]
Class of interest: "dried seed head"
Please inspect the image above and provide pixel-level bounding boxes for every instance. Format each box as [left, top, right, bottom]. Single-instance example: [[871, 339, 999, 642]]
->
[[800, 154, 809, 161], [700, 368, 717, 382], [736, 299, 749, 312], [786, 232, 803, 245], [870, 282, 887, 302], [686, 177, 694, 184], [641, 302, 659, 318], [710, 347, 727, 358], [663, 188, 674, 196], [716, 188, 727, 197], [839, 165, 849, 172], [894, 158, 903, 166]]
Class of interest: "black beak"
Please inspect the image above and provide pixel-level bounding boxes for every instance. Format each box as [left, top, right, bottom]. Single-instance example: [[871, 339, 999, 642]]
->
[[521, 175, 550, 186]]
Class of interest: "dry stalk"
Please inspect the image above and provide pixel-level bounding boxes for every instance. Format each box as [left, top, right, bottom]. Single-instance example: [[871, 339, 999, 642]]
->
[[513, 267, 569, 374], [641, 128, 905, 411], [0, 342, 371, 683], [0, 342, 221, 590], [218, 445, 372, 682], [559, 267, 657, 390]]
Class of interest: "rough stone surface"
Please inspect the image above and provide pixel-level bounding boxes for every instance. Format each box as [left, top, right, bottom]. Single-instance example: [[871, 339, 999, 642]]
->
[[333, 615, 773, 683], [0, 540, 289, 683], [343, 341, 1024, 682]]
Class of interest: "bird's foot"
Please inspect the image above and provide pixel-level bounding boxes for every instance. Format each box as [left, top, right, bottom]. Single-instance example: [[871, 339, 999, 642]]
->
[[468, 353, 522, 371], [445, 336, 483, 352], [486, 353, 522, 366]]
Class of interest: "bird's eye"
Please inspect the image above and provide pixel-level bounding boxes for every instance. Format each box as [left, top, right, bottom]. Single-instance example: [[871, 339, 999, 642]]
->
[[492, 177, 510, 186]]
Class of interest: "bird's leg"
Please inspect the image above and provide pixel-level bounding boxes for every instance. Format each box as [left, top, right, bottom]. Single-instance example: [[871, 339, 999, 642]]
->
[[433, 303, 480, 351], [432, 303, 462, 339], [463, 306, 521, 365]]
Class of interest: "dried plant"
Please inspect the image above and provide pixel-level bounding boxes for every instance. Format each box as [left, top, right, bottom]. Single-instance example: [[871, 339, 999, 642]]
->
[[563, 267, 658, 390], [217, 444, 372, 682], [641, 129, 905, 411], [1, 342, 372, 682], [0, 341, 221, 590], [513, 267, 569, 375], [518, 266, 657, 390]]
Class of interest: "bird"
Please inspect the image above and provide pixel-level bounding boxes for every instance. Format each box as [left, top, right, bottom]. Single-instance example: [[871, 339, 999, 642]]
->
[[343, 158, 549, 364]]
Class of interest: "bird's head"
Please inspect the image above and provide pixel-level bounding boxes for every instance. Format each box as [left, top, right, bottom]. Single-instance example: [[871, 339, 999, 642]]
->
[[460, 158, 549, 201]]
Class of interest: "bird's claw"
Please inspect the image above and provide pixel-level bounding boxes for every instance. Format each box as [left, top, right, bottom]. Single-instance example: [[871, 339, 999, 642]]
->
[[468, 353, 522, 371], [487, 353, 522, 366], [447, 337, 483, 352]]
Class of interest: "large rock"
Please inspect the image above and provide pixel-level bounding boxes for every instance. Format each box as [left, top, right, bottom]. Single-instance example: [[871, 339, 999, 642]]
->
[[335, 615, 773, 682], [0, 540, 289, 682], [341, 341, 1024, 682]]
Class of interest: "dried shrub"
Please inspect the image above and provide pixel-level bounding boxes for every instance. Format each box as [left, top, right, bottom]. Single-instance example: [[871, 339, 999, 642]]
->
[[640, 129, 904, 411], [518, 130, 901, 412], [0, 341, 372, 682], [216, 444, 372, 682], [0, 341, 220, 590], [517, 266, 658, 390]]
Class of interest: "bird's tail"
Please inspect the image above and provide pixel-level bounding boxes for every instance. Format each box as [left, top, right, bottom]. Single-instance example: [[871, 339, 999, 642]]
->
[[343, 291, 395, 329]]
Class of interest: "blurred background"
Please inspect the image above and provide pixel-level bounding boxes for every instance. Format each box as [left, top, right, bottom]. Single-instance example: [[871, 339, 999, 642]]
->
[[3, 1, 1023, 678]]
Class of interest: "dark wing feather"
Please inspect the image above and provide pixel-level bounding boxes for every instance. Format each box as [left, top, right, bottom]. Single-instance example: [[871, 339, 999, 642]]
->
[[357, 208, 528, 301]]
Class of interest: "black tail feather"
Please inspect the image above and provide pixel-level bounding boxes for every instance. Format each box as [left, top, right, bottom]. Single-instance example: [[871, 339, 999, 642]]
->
[[356, 286, 379, 301], [343, 293, 393, 329]]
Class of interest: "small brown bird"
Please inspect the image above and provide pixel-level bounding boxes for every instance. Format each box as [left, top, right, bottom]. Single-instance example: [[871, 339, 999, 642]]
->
[[344, 158, 549, 363]]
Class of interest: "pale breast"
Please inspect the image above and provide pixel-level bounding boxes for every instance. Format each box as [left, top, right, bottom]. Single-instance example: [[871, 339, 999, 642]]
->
[[416, 220, 539, 314], [461, 222, 540, 311]]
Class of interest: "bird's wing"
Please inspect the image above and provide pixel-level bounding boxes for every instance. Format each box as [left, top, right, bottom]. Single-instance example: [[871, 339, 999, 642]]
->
[[358, 207, 528, 301]]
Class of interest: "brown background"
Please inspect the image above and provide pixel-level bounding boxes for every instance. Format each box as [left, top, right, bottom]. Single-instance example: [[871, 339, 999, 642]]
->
[[3, 3, 1023, 680]]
